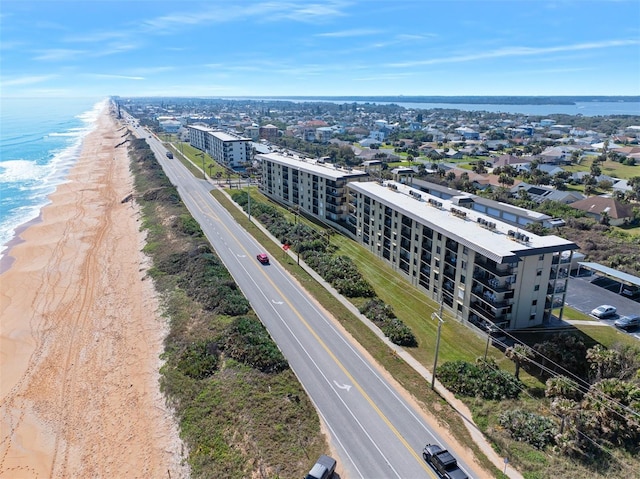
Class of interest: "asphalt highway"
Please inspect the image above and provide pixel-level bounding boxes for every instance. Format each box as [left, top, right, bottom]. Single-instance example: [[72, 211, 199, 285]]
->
[[129, 120, 480, 478]]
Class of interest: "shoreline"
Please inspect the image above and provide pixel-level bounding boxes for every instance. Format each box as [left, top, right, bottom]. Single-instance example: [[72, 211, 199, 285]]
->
[[0, 104, 187, 478], [0, 211, 45, 275]]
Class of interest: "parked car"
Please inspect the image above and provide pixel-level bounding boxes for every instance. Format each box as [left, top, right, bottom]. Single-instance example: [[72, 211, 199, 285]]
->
[[256, 253, 269, 264], [614, 315, 640, 330], [590, 305, 617, 319]]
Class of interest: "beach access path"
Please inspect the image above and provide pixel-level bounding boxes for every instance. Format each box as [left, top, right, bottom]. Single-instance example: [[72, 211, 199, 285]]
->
[[0, 106, 187, 478]]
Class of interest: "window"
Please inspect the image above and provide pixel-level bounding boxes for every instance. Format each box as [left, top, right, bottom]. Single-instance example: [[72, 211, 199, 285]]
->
[[530, 314, 536, 321], [532, 300, 537, 306], [534, 285, 540, 291], [536, 269, 542, 276], [538, 255, 544, 261]]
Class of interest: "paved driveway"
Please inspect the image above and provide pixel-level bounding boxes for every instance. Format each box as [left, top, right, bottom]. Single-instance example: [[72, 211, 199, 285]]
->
[[564, 273, 640, 340]]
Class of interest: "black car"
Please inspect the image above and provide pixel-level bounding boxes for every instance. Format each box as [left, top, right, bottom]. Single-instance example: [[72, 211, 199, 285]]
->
[[614, 315, 640, 330]]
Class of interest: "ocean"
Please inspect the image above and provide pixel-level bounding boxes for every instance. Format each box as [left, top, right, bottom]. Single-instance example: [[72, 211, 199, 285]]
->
[[0, 97, 107, 261]]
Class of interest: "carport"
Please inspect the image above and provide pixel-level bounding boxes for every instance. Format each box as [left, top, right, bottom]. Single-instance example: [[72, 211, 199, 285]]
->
[[576, 262, 640, 296]]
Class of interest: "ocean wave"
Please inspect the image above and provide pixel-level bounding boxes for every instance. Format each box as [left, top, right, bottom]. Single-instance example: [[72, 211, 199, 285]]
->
[[0, 202, 49, 260], [0, 159, 51, 182], [46, 132, 80, 137], [0, 98, 107, 259]]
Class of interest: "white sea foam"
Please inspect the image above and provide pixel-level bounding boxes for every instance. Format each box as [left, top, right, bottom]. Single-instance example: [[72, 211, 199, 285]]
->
[[0, 98, 108, 262]]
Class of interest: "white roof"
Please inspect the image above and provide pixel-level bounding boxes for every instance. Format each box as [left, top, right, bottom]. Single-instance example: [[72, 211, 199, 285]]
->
[[258, 152, 368, 181], [349, 181, 577, 263]]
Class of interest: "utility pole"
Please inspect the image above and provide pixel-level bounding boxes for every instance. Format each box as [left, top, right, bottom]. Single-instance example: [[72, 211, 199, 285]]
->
[[484, 327, 494, 361], [247, 180, 251, 222], [431, 298, 444, 390]]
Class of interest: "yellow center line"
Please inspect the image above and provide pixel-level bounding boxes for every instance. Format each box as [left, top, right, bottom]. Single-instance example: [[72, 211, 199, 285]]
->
[[192, 189, 435, 476]]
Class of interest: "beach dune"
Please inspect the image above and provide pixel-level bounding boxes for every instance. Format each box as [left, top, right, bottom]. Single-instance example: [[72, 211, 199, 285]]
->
[[0, 105, 187, 478]]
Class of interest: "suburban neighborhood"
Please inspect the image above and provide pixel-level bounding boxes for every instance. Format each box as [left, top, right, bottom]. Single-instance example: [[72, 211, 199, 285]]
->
[[119, 96, 640, 478]]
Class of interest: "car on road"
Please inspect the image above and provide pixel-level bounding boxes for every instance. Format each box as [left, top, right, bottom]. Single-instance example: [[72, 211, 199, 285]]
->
[[256, 253, 269, 264], [614, 314, 640, 331], [304, 454, 336, 479], [590, 305, 617, 319], [422, 443, 468, 479]]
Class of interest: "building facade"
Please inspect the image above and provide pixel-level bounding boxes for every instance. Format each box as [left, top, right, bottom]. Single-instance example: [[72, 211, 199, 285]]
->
[[258, 152, 367, 233], [187, 125, 253, 169], [347, 180, 578, 330]]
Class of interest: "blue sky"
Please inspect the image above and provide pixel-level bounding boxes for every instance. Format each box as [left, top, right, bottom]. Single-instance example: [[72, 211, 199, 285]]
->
[[1, 0, 639, 98]]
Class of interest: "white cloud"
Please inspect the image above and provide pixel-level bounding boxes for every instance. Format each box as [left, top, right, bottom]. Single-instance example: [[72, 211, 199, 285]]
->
[[140, 0, 348, 31], [1, 74, 58, 86], [316, 28, 381, 38], [86, 73, 145, 81], [388, 39, 640, 68], [33, 49, 86, 61]]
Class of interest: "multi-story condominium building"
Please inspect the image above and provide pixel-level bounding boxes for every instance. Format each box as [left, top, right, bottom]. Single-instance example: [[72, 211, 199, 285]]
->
[[187, 124, 212, 152], [187, 125, 253, 169], [259, 124, 279, 142], [347, 180, 578, 330], [258, 152, 367, 232], [412, 178, 556, 228]]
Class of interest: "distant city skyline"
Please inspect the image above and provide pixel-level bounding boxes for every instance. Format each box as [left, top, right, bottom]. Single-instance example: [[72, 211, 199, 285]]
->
[[2, 0, 639, 98]]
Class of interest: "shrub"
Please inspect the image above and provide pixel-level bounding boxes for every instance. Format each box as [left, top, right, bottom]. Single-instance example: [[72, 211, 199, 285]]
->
[[177, 340, 220, 380], [381, 319, 418, 347], [222, 316, 289, 373], [436, 359, 522, 400], [176, 214, 204, 237], [360, 298, 417, 347], [499, 409, 557, 450]]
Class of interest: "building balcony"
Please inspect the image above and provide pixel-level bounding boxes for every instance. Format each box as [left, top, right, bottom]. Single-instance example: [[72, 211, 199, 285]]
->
[[445, 239, 457, 251], [472, 273, 513, 293], [547, 285, 567, 295], [474, 258, 515, 277], [444, 262, 455, 274], [471, 287, 512, 309], [469, 301, 510, 324]]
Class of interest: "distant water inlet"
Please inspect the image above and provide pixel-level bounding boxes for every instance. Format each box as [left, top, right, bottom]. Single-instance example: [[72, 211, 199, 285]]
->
[[0, 97, 107, 261]]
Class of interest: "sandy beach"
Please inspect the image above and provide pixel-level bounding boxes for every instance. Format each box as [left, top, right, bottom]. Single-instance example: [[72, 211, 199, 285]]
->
[[0, 105, 188, 478]]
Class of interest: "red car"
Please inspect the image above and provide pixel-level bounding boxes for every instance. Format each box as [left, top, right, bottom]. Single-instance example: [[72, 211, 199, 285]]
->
[[256, 253, 269, 264]]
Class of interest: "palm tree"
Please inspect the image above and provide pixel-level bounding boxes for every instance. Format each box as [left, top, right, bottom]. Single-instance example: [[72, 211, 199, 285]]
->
[[551, 397, 577, 434], [545, 375, 582, 401], [505, 344, 532, 380]]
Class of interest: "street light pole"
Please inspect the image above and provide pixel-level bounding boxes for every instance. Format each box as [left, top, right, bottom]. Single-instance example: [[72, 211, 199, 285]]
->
[[296, 206, 300, 265], [431, 299, 444, 390]]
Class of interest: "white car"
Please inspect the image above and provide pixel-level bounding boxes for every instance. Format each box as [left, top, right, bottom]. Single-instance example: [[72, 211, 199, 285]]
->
[[590, 305, 617, 319]]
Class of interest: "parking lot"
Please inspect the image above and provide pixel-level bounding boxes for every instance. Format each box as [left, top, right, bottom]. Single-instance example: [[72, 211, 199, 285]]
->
[[564, 273, 640, 340]]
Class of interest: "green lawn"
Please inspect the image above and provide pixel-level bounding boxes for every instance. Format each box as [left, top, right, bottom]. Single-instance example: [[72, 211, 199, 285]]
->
[[167, 141, 243, 181], [563, 157, 640, 180]]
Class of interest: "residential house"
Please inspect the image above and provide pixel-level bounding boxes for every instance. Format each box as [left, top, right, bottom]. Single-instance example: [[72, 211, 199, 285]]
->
[[569, 196, 635, 226]]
